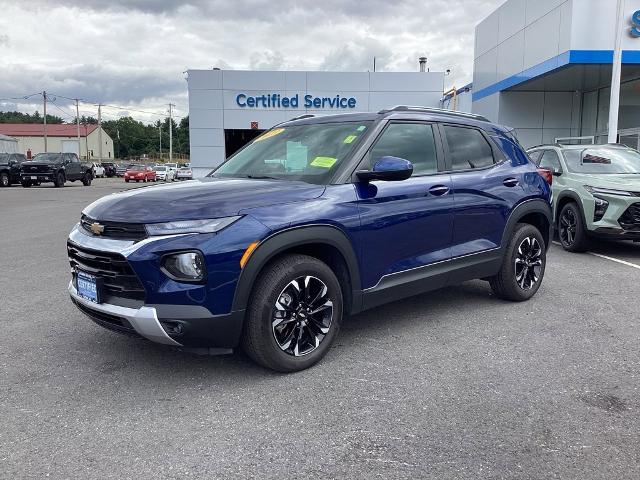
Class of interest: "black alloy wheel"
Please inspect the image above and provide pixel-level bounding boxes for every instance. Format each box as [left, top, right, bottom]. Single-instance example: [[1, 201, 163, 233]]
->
[[489, 223, 546, 301], [242, 253, 343, 372], [558, 203, 588, 252], [514, 236, 543, 290], [0, 172, 9, 187], [54, 172, 65, 188], [272, 275, 333, 357]]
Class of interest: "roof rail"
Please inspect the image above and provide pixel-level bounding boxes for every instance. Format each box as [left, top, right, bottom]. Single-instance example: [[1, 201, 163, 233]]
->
[[378, 105, 490, 122], [288, 114, 315, 121]]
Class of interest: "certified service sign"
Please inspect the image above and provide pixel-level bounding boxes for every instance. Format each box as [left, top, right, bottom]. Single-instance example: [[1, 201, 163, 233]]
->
[[631, 10, 640, 37]]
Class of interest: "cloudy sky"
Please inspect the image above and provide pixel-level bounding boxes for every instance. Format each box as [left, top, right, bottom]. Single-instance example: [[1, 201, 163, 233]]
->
[[0, 0, 502, 124]]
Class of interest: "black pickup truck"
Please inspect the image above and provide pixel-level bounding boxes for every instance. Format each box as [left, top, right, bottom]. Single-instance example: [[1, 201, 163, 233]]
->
[[21, 152, 94, 188], [0, 153, 26, 187]]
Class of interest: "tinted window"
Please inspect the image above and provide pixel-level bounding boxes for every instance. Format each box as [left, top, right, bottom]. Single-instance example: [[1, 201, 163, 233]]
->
[[70, 154, 79, 163], [443, 126, 494, 170], [369, 123, 438, 175], [539, 150, 562, 172]]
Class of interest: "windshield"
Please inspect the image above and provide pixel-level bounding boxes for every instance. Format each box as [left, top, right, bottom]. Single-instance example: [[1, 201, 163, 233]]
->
[[154, 166, 166, 171], [564, 147, 640, 174], [33, 153, 63, 163], [210, 121, 372, 184]]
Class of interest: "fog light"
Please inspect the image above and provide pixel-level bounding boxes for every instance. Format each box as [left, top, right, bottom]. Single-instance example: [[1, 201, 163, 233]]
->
[[594, 196, 609, 222], [162, 251, 206, 282]]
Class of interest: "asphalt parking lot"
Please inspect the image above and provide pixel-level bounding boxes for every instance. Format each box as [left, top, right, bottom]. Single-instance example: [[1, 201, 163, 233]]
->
[[1, 178, 639, 479]]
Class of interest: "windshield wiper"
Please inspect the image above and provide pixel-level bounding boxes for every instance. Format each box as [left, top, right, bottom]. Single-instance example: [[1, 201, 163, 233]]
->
[[245, 174, 279, 180]]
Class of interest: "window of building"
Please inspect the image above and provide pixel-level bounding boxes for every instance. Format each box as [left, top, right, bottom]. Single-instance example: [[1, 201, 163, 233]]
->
[[368, 123, 438, 175], [443, 125, 494, 170]]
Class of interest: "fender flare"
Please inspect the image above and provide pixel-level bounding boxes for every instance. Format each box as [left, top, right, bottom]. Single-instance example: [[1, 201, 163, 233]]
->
[[231, 225, 362, 314], [501, 199, 553, 248], [554, 191, 586, 226]]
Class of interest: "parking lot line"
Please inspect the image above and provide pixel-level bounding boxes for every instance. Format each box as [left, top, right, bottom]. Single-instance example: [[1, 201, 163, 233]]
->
[[553, 241, 640, 271]]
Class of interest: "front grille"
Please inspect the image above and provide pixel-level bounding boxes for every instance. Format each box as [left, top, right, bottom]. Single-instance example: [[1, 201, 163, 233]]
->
[[80, 214, 147, 241], [618, 203, 640, 231], [72, 299, 141, 338], [67, 242, 146, 301], [26, 164, 51, 173]]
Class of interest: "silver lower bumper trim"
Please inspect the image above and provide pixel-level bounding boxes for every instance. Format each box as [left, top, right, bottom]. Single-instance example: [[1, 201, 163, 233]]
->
[[68, 281, 182, 346]]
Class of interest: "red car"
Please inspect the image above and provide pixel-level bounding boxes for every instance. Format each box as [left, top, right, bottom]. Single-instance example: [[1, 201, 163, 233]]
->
[[124, 165, 156, 183]]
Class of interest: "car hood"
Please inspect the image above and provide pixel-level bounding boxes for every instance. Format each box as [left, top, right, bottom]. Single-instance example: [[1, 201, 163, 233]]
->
[[83, 177, 326, 223], [569, 173, 640, 191]]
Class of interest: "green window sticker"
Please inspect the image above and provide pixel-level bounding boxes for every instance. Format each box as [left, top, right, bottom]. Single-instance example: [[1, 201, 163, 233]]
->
[[343, 135, 357, 144], [310, 156, 337, 168]]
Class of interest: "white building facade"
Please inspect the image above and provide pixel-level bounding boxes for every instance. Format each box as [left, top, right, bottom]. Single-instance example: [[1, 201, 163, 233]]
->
[[472, 0, 640, 148], [187, 70, 445, 176]]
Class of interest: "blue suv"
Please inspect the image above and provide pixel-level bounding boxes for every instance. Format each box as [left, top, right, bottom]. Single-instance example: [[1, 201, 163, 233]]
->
[[67, 106, 552, 371]]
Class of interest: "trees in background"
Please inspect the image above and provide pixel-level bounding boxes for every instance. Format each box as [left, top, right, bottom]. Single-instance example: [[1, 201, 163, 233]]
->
[[0, 111, 190, 159]]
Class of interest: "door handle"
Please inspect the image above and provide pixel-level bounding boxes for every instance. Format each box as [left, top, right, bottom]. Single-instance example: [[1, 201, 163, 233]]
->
[[503, 177, 519, 187], [428, 185, 450, 196]]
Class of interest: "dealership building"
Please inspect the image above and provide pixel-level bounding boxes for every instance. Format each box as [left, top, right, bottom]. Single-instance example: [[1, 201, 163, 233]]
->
[[187, 69, 444, 176], [470, 0, 640, 148], [188, 0, 640, 175]]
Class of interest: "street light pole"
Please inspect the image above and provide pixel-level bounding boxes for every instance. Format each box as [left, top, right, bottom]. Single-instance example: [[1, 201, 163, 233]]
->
[[43, 91, 48, 152], [168, 103, 174, 162]]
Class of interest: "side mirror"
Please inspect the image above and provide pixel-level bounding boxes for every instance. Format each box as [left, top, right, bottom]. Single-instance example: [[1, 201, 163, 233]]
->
[[552, 168, 562, 176], [356, 156, 413, 182]]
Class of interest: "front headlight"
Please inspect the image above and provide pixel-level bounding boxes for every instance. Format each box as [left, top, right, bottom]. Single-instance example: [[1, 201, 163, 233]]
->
[[584, 185, 633, 196], [145, 216, 241, 236]]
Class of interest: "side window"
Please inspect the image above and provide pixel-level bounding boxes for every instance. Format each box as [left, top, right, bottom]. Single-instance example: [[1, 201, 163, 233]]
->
[[71, 154, 80, 163], [369, 123, 438, 175], [539, 150, 562, 172], [443, 125, 495, 170], [528, 150, 543, 165]]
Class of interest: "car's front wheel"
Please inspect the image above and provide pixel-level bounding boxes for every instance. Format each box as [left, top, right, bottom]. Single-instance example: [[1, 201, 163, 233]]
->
[[0, 172, 9, 187], [82, 171, 92, 186], [489, 223, 546, 302], [54, 172, 65, 188], [242, 254, 343, 372], [558, 202, 589, 252]]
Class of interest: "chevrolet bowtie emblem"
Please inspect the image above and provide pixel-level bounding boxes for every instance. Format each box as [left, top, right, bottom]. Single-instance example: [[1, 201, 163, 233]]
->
[[90, 222, 105, 235]]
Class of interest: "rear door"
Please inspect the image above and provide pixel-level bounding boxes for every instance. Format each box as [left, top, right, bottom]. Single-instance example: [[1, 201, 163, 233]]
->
[[355, 121, 454, 296], [441, 124, 521, 258]]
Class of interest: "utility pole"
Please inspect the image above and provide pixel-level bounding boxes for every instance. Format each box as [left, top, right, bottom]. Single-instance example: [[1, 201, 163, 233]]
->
[[75, 99, 81, 157], [158, 124, 162, 159], [43, 91, 48, 152], [168, 103, 174, 162], [608, 0, 624, 144], [97, 104, 103, 162]]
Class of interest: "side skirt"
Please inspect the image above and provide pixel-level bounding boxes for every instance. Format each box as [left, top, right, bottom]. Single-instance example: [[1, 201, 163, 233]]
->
[[360, 248, 503, 311]]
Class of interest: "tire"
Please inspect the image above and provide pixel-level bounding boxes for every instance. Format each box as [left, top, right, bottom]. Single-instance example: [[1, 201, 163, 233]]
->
[[125, 179, 129, 183], [242, 254, 343, 372], [489, 223, 546, 302], [82, 171, 92, 186], [0, 172, 9, 187], [21, 180, 31, 188], [558, 202, 589, 252], [54, 172, 65, 188]]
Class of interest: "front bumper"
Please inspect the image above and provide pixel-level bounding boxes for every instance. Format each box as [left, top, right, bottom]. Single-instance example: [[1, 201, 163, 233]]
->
[[22, 173, 53, 182], [69, 281, 182, 345]]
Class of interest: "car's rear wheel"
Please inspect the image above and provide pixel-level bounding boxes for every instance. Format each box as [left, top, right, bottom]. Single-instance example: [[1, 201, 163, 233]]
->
[[489, 223, 546, 301], [54, 172, 65, 188], [0, 172, 9, 187], [242, 254, 343, 372], [558, 202, 589, 252]]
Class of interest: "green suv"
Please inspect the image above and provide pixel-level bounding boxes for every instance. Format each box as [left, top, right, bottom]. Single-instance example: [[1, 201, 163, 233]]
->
[[527, 144, 640, 252]]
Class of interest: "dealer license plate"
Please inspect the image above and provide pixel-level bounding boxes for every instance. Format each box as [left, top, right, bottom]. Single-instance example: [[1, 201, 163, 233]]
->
[[77, 271, 100, 303], [30, 176, 37, 180]]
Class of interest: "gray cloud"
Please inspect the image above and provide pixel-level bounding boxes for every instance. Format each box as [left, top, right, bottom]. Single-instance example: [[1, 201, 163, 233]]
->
[[2, 0, 502, 122]]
